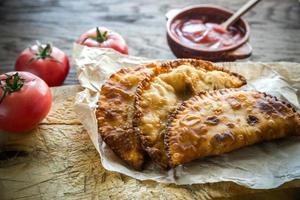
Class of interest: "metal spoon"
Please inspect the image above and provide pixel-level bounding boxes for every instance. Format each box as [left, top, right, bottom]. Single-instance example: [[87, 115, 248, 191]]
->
[[221, 0, 261, 30]]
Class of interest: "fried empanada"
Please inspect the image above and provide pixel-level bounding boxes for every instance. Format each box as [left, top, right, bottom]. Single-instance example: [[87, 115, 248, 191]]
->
[[134, 59, 246, 168], [166, 89, 300, 167], [97, 64, 157, 169]]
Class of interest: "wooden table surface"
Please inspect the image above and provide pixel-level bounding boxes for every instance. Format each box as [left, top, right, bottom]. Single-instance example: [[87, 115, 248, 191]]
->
[[1, 85, 300, 200], [0, 0, 300, 85]]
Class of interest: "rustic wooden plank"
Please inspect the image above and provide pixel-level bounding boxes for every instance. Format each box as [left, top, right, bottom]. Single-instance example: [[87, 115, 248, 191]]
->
[[0, 85, 300, 200], [0, 0, 299, 85]]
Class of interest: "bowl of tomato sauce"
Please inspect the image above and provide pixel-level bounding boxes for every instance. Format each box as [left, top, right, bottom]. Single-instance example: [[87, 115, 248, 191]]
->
[[166, 5, 252, 61]]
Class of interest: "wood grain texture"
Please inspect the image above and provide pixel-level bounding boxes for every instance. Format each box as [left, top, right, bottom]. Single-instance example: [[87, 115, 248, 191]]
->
[[0, 85, 300, 200], [0, 0, 299, 85]]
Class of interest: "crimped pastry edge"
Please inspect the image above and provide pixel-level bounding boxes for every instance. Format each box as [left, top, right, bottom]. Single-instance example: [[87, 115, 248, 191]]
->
[[133, 59, 247, 168], [164, 88, 300, 168], [96, 63, 158, 170]]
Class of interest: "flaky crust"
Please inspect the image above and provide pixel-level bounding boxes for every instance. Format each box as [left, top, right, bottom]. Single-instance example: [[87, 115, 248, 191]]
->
[[165, 89, 300, 167], [134, 59, 247, 168], [96, 64, 157, 169]]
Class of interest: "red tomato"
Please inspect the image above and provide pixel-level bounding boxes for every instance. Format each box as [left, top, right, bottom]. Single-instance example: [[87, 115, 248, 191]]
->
[[15, 42, 70, 87], [77, 27, 128, 54], [0, 71, 52, 133]]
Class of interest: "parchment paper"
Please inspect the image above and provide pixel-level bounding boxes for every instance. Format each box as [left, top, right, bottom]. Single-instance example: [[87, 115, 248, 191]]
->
[[73, 43, 300, 189]]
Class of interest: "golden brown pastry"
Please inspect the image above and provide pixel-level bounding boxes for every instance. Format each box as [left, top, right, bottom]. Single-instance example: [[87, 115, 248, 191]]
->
[[166, 89, 300, 167], [97, 64, 157, 169], [134, 59, 246, 168]]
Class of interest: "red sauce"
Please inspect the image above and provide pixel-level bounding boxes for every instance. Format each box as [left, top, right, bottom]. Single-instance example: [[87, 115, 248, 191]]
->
[[171, 17, 244, 50]]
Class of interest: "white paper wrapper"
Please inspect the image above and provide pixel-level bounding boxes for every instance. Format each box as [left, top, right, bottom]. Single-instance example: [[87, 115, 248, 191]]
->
[[73, 43, 300, 189]]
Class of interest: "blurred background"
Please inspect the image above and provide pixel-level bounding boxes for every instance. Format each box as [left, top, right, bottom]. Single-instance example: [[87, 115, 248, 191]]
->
[[0, 0, 299, 84]]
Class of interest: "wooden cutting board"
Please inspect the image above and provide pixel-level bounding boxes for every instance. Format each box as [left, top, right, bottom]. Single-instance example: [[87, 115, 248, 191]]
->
[[0, 85, 299, 200]]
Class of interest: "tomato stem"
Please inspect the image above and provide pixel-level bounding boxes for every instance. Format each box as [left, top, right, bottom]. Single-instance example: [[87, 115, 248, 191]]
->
[[36, 41, 52, 59], [40, 44, 52, 58], [0, 73, 25, 104], [95, 27, 108, 43], [80, 28, 109, 44], [26, 42, 63, 66]]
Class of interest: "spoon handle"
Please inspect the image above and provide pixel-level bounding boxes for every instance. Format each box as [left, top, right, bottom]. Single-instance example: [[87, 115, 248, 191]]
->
[[222, 0, 261, 29]]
